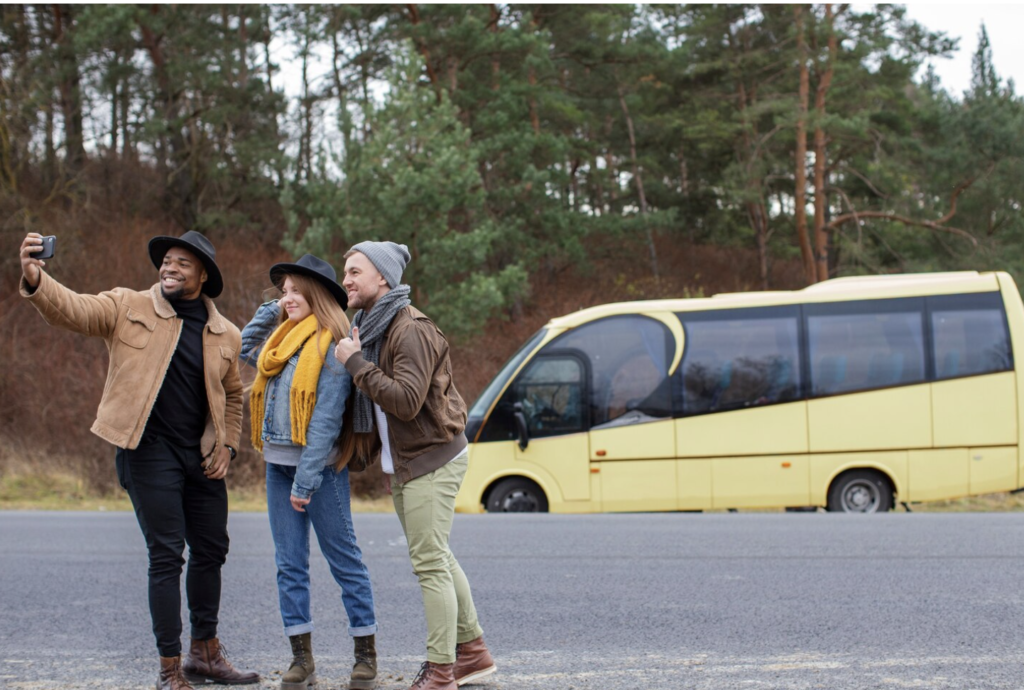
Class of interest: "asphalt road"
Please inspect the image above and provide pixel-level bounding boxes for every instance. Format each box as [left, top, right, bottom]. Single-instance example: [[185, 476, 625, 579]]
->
[[2, 511, 1024, 689]]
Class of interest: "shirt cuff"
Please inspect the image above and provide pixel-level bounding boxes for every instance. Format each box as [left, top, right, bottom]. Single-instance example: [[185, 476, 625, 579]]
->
[[291, 483, 314, 500]]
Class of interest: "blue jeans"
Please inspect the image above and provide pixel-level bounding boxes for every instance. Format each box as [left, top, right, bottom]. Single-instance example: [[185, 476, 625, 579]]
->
[[266, 462, 377, 637]]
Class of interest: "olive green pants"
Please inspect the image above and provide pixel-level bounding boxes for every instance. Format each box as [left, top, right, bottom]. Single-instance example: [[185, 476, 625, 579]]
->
[[391, 450, 484, 664]]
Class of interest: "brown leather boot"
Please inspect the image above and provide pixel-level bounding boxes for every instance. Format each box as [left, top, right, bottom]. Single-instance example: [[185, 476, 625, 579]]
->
[[182, 637, 259, 685], [158, 656, 194, 690], [409, 661, 456, 690], [454, 636, 496, 686], [350, 634, 377, 690], [281, 633, 315, 690]]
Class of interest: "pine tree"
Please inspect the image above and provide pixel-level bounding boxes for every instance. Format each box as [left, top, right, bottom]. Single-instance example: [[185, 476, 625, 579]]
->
[[283, 46, 527, 339]]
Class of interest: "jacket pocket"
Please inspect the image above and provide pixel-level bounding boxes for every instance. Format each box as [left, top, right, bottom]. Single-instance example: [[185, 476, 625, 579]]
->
[[118, 309, 155, 349], [219, 345, 236, 377]]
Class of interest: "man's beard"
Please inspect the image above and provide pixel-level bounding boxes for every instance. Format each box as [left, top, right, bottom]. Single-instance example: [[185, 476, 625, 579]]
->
[[161, 284, 185, 302]]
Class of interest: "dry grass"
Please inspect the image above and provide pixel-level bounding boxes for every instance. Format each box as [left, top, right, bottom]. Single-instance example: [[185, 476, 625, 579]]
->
[[0, 467, 395, 513], [908, 492, 1024, 512]]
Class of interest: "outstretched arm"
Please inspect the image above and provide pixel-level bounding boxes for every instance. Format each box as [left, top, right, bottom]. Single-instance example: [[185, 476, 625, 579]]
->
[[19, 233, 120, 339]]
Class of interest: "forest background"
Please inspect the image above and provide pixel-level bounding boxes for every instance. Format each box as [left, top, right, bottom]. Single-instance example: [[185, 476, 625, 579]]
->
[[2, 4, 1023, 501]]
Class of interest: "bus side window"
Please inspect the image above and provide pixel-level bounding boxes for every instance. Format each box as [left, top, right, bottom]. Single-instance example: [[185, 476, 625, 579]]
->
[[679, 310, 801, 415], [554, 315, 674, 428], [931, 300, 1012, 379], [808, 306, 925, 396], [516, 356, 587, 437], [682, 350, 725, 414]]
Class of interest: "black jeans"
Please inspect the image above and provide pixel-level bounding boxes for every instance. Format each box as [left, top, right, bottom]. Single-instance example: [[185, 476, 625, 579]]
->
[[116, 434, 229, 657]]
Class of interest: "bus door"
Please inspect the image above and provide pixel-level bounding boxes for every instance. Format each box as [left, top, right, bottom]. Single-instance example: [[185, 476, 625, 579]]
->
[[586, 322, 679, 513], [511, 351, 591, 504], [539, 314, 681, 513], [510, 314, 683, 512], [589, 421, 677, 511]]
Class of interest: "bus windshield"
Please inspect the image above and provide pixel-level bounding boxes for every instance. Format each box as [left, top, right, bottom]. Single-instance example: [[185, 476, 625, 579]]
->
[[468, 328, 547, 418]]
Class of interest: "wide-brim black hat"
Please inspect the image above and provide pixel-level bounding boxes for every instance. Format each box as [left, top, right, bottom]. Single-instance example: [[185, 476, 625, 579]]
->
[[270, 254, 348, 310], [148, 231, 224, 298]]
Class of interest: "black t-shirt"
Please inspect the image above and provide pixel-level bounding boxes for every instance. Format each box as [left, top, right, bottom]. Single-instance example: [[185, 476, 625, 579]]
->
[[144, 297, 209, 447]]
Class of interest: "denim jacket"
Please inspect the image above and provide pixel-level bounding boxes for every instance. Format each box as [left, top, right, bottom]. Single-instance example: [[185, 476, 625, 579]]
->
[[240, 301, 351, 499]]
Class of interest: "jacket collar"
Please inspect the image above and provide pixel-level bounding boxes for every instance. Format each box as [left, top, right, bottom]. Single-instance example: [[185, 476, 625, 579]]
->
[[149, 284, 229, 334]]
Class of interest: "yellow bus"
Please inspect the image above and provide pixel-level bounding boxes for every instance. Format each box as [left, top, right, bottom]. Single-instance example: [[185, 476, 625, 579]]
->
[[456, 271, 1022, 514]]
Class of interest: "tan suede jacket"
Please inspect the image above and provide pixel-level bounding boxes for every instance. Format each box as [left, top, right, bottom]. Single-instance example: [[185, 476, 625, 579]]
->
[[20, 271, 243, 457], [345, 306, 468, 484]]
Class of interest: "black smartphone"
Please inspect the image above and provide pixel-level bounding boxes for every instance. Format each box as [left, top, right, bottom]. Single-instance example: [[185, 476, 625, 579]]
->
[[35, 235, 56, 260]]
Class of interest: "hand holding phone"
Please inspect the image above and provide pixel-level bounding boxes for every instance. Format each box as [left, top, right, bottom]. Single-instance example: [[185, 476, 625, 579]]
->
[[20, 233, 54, 289], [35, 235, 56, 260]]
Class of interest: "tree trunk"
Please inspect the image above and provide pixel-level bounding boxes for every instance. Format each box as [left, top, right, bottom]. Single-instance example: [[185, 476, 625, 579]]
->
[[109, 50, 119, 154], [736, 74, 770, 291], [237, 6, 249, 89], [489, 5, 501, 90], [353, 24, 372, 139], [262, 13, 275, 92], [330, 30, 352, 152], [139, 5, 198, 230], [298, 23, 313, 182], [749, 201, 769, 290], [569, 157, 580, 212], [617, 81, 657, 279], [527, 65, 541, 134], [527, 16, 541, 134], [260, 10, 283, 186], [120, 47, 132, 159], [52, 4, 85, 174], [44, 103, 56, 187], [405, 4, 441, 94], [3, 4, 31, 189], [679, 146, 692, 242], [812, 4, 837, 283], [793, 4, 815, 283]]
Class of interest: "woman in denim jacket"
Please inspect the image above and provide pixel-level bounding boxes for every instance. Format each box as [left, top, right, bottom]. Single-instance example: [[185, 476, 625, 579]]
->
[[240, 254, 377, 690]]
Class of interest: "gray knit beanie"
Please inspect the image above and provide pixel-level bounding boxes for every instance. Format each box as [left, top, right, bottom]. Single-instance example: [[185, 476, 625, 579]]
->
[[350, 240, 411, 288]]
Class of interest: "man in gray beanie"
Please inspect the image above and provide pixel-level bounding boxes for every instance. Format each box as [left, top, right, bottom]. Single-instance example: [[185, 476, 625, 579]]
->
[[335, 241, 496, 690]]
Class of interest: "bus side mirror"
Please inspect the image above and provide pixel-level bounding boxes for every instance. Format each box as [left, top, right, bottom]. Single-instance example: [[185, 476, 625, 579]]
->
[[513, 402, 529, 451]]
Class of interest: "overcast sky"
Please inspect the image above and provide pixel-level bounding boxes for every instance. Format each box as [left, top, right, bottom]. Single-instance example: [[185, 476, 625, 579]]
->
[[902, 3, 1024, 96]]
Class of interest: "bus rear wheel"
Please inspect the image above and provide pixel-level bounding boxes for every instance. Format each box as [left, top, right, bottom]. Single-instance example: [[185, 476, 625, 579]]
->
[[485, 478, 548, 513], [827, 470, 893, 513]]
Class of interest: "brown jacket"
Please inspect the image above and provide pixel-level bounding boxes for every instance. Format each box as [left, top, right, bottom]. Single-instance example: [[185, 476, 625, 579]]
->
[[20, 271, 243, 457], [345, 306, 467, 484]]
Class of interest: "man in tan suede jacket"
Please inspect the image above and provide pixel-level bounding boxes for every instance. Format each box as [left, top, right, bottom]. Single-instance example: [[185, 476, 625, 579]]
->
[[19, 231, 258, 690]]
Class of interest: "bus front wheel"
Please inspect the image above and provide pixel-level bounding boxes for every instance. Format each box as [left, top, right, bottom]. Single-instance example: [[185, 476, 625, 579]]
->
[[485, 478, 549, 513], [827, 470, 893, 513]]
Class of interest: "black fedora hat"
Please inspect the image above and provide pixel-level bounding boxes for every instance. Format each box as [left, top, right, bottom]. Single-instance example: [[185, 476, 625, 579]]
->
[[148, 231, 224, 298], [270, 254, 347, 310]]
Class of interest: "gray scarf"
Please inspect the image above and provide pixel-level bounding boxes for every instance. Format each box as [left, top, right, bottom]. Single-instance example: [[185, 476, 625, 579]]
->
[[350, 285, 412, 433]]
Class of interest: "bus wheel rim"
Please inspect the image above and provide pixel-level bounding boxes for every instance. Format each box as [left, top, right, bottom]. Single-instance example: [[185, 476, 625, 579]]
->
[[503, 489, 538, 512], [841, 479, 880, 512]]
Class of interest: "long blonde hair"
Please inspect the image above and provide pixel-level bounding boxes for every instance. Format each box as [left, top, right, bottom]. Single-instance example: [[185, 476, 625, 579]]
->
[[275, 272, 359, 469], [276, 273, 350, 358]]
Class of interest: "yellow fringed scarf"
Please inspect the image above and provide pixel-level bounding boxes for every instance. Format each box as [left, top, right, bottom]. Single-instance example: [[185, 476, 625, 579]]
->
[[250, 314, 333, 452]]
